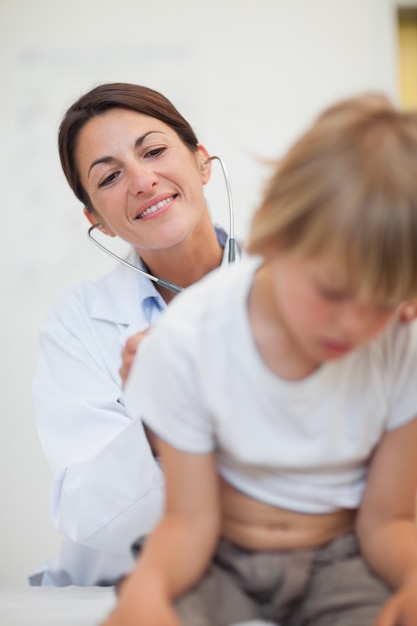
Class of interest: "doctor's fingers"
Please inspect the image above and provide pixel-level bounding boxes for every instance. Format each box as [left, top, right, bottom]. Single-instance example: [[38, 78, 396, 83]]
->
[[119, 329, 151, 385]]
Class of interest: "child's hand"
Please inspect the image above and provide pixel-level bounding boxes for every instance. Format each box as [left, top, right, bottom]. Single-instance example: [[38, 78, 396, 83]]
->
[[375, 578, 417, 625], [101, 589, 181, 626], [101, 570, 181, 626]]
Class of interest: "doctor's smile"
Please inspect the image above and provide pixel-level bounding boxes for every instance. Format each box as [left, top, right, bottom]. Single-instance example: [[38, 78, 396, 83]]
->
[[135, 194, 178, 220]]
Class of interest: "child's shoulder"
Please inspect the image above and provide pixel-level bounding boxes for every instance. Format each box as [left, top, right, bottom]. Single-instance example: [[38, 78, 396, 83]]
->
[[170, 256, 260, 316], [372, 317, 417, 431], [375, 316, 417, 361], [150, 257, 259, 348]]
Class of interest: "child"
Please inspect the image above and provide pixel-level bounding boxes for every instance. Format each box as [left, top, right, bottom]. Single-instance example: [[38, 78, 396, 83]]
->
[[103, 94, 417, 626]]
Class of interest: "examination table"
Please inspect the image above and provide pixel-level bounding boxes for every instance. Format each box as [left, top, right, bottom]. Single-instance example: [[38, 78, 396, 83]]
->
[[0, 585, 271, 625]]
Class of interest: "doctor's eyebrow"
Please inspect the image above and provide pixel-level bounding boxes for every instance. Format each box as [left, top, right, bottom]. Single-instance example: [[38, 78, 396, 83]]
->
[[87, 131, 163, 176]]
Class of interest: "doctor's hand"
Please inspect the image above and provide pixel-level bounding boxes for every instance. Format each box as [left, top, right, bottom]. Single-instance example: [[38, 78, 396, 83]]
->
[[399, 300, 417, 323], [119, 329, 151, 386]]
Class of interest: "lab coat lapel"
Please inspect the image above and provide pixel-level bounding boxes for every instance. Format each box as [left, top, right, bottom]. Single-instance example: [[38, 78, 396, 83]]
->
[[89, 251, 161, 343]]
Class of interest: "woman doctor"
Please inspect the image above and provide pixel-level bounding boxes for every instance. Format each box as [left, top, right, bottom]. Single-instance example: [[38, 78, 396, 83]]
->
[[31, 82, 237, 586]]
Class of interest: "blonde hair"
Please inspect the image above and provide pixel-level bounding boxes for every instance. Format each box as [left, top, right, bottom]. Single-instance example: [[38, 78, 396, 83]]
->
[[247, 94, 417, 305]]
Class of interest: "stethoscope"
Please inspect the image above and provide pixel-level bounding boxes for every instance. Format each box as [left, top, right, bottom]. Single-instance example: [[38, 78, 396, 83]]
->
[[87, 155, 236, 294]]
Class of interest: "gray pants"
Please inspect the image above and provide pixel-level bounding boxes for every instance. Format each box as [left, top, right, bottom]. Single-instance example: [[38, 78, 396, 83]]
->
[[175, 533, 391, 626]]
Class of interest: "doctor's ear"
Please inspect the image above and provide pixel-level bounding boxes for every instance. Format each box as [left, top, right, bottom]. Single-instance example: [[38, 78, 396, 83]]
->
[[83, 207, 116, 237], [196, 144, 211, 184]]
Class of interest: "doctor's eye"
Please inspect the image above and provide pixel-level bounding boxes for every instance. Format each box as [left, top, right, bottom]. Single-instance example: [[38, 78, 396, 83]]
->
[[144, 147, 167, 159], [98, 171, 120, 188]]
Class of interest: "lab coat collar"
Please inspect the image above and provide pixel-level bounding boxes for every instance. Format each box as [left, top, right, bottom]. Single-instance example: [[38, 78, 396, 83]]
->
[[89, 227, 237, 327], [90, 250, 163, 326]]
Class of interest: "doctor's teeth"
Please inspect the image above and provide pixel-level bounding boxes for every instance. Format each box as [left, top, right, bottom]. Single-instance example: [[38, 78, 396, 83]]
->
[[140, 196, 173, 218]]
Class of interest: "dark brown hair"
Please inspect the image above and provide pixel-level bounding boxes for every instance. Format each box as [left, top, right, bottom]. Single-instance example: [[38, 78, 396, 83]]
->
[[58, 83, 199, 212]]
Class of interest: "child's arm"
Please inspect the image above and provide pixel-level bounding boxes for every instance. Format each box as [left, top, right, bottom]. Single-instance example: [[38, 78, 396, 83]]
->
[[356, 417, 417, 626], [101, 438, 221, 626]]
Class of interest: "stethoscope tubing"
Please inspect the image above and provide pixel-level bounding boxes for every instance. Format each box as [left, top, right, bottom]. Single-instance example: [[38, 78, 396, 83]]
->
[[87, 222, 183, 293], [205, 156, 236, 263]]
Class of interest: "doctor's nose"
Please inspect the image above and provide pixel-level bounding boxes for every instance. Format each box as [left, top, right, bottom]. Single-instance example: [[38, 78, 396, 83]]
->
[[127, 162, 158, 195]]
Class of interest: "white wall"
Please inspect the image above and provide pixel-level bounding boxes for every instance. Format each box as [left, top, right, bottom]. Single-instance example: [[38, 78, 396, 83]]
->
[[0, 0, 403, 586]]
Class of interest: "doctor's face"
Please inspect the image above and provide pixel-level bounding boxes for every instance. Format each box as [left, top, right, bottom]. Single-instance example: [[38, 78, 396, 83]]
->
[[75, 108, 211, 252]]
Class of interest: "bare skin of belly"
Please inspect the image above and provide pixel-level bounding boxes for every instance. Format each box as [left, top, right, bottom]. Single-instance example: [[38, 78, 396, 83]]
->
[[219, 478, 357, 551]]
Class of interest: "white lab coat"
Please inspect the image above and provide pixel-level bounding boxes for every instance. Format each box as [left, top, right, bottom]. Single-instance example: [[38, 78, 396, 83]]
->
[[31, 231, 234, 586]]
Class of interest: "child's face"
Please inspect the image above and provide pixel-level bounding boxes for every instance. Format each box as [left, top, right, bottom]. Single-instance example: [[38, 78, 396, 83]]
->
[[266, 252, 400, 365]]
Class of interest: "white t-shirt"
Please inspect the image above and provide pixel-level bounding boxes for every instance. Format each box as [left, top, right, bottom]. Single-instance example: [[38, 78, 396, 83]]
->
[[125, 257, 417, 514]]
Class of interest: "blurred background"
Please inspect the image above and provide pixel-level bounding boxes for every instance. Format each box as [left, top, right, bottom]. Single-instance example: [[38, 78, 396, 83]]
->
[[0, 0, 416, 586]]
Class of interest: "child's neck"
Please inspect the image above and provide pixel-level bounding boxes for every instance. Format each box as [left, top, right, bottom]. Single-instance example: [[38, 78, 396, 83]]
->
[[248, 266, 322, 382]]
